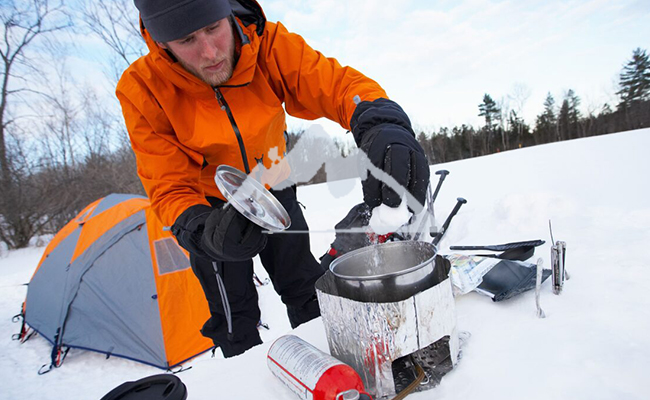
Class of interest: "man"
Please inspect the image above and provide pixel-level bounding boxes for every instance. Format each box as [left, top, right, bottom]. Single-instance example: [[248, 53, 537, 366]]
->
[[117, 0, 429, 358]]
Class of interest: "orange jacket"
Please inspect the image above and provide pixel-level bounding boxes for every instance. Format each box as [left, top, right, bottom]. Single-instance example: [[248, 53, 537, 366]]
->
[[116, 0, 387, 227]]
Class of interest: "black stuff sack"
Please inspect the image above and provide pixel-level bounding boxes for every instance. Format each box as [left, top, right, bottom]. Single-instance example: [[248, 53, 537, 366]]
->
[[475, 259, 551, 302], [100, 374, 187, 400]]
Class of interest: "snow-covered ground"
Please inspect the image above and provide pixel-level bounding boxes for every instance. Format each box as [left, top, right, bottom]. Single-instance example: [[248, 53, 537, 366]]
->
[[1, 128, 649, 399]]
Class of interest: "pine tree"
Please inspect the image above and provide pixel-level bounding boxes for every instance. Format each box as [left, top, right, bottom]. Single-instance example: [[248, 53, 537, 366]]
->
[[478, 94, 500, 129], [567, 89, 581, 138], [558, 99, 570, 141], [556, 90, 581, 140], [543, 93, 556, 119], [534, 93, 557, 144], [617, 48, 650, 108], [478, 94, 501, 154]]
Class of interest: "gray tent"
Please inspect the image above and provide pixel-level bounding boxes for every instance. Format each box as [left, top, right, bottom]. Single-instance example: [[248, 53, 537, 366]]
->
[[19, 194, 212, 372]]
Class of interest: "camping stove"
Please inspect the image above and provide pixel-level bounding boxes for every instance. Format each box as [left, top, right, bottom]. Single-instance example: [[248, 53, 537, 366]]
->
[[315, 241, 459, 399]]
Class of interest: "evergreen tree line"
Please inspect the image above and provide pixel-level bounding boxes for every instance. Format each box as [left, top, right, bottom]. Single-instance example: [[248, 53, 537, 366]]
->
[[416, 48, 650, 164]]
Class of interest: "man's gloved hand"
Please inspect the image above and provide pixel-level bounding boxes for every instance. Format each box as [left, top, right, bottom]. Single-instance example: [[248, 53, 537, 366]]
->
[[331, 203, 372, 254], [320, 203, 399, 269], [201, 205, 267, 262], [171, 204, 213, 259], [351, 98, 430, 212], [320, 203, 372, 269], [172, 204, 267, 262]]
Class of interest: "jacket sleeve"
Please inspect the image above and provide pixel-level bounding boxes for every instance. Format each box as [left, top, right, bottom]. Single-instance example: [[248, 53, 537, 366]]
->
[[259, 21, 388, 130], [116, 74, 211, 227]]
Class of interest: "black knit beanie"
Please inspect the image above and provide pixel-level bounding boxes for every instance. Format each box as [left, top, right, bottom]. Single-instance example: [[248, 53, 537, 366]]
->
[[134, 0, 233, 42]]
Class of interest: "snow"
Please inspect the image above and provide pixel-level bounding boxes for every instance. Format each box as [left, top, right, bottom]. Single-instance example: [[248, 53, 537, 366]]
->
[[2, 129, 650, 399], [369, 195, 413, 235]]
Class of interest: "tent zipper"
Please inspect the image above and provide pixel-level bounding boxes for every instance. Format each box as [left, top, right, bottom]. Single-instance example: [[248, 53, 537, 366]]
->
[[214, 87, 251, 174]]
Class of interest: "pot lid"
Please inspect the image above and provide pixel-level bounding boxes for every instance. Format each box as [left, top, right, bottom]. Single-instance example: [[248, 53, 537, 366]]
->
[[214, 165, 291, 231]]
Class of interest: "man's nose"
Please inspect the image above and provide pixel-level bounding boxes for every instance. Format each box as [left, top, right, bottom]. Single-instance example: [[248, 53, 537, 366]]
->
[[197, 34, 218, 59]]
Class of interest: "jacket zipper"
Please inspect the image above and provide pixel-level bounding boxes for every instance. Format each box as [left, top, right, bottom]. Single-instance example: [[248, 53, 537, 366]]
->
[[214, 87, 251, 174]]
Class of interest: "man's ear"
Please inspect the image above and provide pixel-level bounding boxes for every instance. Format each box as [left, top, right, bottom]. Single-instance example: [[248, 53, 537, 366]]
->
[[157, 42, 178, 62]]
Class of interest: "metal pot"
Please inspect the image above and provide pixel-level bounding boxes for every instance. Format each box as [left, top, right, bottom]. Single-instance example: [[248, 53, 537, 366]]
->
[[329, 241, 443, 303]]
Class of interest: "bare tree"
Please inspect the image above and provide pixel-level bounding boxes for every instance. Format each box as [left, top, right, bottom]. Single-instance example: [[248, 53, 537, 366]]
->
[[0, 0, 70, 248], [76, 0, 144, 84], [509, 83, 531, 147], [78, 88, 117, 157], [0, 125, 62, 247], [1, 0, 70, 182], [497, 97, 510, 151], [38, 44, 81, 171], [0, 0, 147, 239], [432, 128, 449, 163]]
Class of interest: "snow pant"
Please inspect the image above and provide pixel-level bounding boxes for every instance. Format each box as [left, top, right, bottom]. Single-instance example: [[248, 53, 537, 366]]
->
[[190, 185, 325, 357]]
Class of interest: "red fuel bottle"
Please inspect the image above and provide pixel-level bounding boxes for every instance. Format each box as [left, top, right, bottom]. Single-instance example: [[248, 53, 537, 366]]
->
[[267, 335, 372, 400]]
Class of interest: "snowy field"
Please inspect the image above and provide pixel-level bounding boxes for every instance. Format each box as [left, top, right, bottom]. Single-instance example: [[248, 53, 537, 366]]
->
[[1, 128, 649, 399]]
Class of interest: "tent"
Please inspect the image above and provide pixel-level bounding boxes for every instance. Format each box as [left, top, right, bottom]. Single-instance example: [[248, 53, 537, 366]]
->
[[20, 194, 212, 371]]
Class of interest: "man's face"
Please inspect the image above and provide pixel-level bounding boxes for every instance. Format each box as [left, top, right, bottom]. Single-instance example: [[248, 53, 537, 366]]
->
[[159, 17, 236, 87]]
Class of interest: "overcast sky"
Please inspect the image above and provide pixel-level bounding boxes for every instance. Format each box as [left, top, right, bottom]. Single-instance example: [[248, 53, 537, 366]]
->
[[259, 0, 650, 133]]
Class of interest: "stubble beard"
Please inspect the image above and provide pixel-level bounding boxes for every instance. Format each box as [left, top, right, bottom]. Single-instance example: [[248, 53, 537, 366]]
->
[[172, 40, 236, 87]]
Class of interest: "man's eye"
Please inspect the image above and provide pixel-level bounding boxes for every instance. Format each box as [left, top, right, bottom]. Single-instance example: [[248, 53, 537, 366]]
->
[[179, 36, 195, 44], [208, 23, 220, 31]]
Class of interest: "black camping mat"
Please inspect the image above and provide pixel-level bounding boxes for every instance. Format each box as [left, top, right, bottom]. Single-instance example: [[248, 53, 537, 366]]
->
[[100, 374, 187, 400]]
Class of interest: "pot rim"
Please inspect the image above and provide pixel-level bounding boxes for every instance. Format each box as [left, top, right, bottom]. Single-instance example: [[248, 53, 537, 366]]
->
[[329, 241, 437, 282]]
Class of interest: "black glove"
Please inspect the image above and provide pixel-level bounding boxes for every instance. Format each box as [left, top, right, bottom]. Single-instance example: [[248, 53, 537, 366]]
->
[[350, 98, 429, 212], [202, 205, 267, 262], [320, 203, 372, 269], [171, 204, 213, 259], [331, 203, 372, 255], [172, 204, 267, 262]]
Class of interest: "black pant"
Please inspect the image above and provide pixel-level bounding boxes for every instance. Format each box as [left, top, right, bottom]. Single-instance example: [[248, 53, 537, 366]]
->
[[190, 185, 325, 357]]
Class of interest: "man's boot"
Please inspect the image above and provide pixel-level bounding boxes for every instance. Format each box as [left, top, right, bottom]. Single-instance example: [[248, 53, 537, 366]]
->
[[286, 294, 321, 329]]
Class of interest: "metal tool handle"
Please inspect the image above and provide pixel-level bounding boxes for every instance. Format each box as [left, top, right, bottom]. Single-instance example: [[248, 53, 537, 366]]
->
[[431, 169, 450, 205], [413, 184, 434, 241], [535, 258, 546, 318], [551, 241, 567, 295], [413, 170, 449, 241], [432, 197, 467, 246]]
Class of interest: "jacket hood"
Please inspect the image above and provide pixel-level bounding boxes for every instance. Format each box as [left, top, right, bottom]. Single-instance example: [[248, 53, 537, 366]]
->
[[139, 0, 267, 97]]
